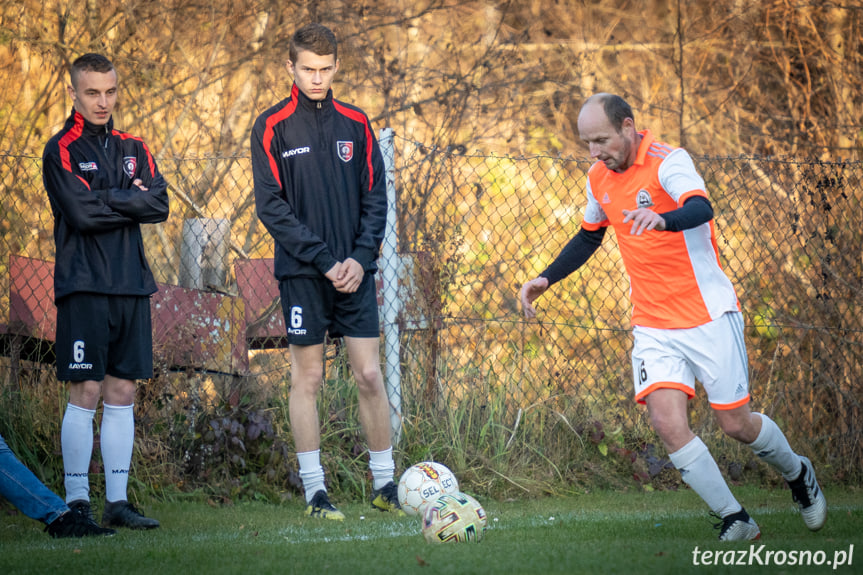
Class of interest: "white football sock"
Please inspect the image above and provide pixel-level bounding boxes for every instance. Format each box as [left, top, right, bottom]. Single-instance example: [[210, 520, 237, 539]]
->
[[669, 436, 742, 518], [369, 446, 396, 490], [101, 403, 135, 503], [61, 403, 96, 503], [748, 413, 802, 480], [297, 450, 325, 503]]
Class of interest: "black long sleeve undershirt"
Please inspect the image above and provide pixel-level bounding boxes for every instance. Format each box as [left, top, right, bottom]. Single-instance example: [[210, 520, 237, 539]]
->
[[539, 195, 714, 286], [660, 195, 713, 232], [540, 227, 606, 286]]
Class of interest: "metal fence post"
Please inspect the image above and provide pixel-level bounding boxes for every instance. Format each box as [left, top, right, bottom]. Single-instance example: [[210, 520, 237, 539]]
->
[[379, 128, 402, 445], [178, 217, 231, 290]]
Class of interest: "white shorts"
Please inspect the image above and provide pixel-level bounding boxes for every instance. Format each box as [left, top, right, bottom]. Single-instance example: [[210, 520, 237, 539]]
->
[[631, 311, 750, 410]]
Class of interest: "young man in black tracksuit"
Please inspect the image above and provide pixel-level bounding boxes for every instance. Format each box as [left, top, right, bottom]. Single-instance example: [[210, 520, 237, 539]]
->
[[42, 53, 168, 530], [251, 23, 401, 519]]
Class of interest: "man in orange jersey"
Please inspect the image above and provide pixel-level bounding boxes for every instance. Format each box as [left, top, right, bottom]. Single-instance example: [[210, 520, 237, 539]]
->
[[520, 93, 826, 541]]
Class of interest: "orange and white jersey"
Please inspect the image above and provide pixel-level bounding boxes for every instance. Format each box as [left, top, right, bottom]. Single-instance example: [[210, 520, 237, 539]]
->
[[583, 130, 739, 329]]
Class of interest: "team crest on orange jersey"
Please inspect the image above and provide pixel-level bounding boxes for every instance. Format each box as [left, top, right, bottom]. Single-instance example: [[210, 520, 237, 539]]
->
[[636, 189, 654, 208]]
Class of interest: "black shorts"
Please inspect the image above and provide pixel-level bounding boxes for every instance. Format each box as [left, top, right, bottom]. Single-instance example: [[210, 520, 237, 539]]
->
[[55, 293, 153, 382], [278, 273, 380, 345]]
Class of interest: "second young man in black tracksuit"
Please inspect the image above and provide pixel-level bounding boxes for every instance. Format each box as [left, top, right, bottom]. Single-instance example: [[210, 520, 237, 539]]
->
[[251, 23, 400, 520]]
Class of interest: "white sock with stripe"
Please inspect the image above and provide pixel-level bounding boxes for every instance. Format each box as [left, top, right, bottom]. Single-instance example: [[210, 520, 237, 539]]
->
[[748, 413, 802, 480], [669, 436, 742, 518], [101, 403, 135, 503], [298, 450, 326, 503], [61, 403, 96, 503]]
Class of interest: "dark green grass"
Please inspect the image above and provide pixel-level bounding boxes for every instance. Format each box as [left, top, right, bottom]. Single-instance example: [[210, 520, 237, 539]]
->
[[1, 486, 860, 575]]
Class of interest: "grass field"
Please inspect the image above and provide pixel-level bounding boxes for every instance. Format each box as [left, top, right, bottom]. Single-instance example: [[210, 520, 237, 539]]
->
[[1, 486, 860, 575]]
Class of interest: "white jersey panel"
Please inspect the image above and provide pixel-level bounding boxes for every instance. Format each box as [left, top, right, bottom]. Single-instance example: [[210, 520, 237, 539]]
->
[[681, 224, 739, 321], [657, 148, 706, 204], [583, 178, 608, 226]]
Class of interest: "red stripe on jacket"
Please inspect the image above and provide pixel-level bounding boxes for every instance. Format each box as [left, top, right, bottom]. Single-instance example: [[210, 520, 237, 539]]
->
[[262, 86, 300, 189], [58, 114, 85, 172], [333, 101, 375, 191]]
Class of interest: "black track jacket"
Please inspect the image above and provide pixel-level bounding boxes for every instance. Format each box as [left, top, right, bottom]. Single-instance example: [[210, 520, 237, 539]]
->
[[251, 84, 387, 280], [42, 109, 170, 301]]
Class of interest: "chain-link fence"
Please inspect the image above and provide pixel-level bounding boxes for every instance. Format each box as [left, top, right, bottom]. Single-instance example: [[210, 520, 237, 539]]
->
[[1, 134, 861, 485]]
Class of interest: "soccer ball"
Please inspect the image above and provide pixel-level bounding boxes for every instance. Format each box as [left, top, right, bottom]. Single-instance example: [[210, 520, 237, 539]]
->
[[397, 461, 459, 516], [461, 492, 488, 529], [422, 492, 487, 544]]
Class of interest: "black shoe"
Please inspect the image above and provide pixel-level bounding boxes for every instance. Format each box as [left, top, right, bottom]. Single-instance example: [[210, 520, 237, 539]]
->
[[68, 499, 96, 522], [102, 500, 160, 530], [304, 490, 345, 521], [46, 510, 116, 538], [371, 481, 406, 516]]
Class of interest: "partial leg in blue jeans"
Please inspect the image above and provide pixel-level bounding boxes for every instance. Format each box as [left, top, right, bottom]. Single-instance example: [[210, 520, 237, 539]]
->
[[0, 432, 68, 525]]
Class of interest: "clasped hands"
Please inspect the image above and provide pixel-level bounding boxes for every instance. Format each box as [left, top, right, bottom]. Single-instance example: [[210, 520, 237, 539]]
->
[[325, 258, 364, 293]]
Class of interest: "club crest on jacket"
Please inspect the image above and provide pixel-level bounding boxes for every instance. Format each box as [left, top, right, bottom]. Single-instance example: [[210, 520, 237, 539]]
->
[[337, 141, 353, 162], [123, 156, 137, 179]]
